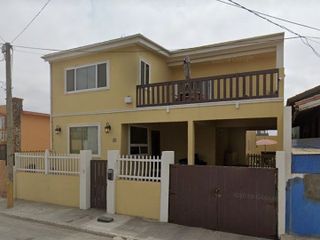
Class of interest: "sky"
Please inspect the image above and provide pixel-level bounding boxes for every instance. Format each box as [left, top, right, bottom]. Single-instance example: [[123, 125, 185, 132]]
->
[[0, 0, 319, 113]]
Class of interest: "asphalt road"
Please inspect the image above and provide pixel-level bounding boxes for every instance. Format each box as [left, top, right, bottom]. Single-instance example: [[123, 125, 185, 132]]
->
[[0, 214, 112, 240]]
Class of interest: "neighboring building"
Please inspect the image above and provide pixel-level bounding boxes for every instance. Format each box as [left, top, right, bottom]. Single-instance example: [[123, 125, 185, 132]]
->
[[287, 85, 320, 148], [286, 86, 320, 237], [43, 33, 285, 166], [0, 98, 50, 154], [246, 130, 280, 154]]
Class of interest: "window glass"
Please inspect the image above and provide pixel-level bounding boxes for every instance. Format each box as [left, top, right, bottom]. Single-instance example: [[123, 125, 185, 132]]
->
[[97, 63, 107, 87], [76, 65, 96, 90], [140, 61, 149, 85], [70, 126, 98, 154], [129, 126, 148, 155], [66, 63, 107, 92], [66, 69, 75, 92], [130, 127, 148, 144]]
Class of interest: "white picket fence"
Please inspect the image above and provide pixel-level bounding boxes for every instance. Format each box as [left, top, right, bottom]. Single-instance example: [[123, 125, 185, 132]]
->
[[117, 155, 161, 182], [15, 150, 80, 175]]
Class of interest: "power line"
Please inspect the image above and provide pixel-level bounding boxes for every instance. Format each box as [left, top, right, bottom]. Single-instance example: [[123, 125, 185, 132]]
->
[[216, 0, 320, 32], [12, 0, 52, 43], [224, 0, 320, 58]]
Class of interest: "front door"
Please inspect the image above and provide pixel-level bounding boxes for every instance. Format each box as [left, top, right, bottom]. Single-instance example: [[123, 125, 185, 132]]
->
[[90, 160, 107, 209]]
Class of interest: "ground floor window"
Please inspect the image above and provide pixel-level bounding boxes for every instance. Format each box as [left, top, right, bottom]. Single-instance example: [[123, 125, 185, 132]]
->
[[129, 126, 148, 155], [69, 125, 99, 155]]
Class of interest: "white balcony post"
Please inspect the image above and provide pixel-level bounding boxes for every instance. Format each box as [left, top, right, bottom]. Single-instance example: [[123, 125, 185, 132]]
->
[[276, 151, 286, 237], [79, 150, 92, 210], [160, 151, 174, 222], [107, 150, 120, 214], [44, 149, 49, 175]]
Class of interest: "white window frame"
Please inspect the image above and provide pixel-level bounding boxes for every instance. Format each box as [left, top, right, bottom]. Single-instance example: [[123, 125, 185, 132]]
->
[[128, 125, 150, 155], [64, 61, 110, 94], [67, 123, 101, 157], [138, 59, 151, 85]]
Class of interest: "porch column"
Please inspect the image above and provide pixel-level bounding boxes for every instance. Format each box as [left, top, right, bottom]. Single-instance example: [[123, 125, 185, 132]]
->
[[187, 120, 195, 165], [283, 106, 292, 180]]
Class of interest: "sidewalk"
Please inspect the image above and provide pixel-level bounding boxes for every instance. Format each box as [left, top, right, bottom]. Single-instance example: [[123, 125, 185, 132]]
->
[[0, 198, 269, 240], [1, 199, 317, 240]]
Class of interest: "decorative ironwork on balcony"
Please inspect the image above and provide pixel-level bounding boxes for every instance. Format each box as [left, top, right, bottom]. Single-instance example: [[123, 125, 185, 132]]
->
[[136, 68, 280, 107]]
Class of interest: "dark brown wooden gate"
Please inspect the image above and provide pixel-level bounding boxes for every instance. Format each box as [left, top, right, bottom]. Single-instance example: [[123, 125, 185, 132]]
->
[[169, 165, 277, 239], [91, 160, 107, 209]]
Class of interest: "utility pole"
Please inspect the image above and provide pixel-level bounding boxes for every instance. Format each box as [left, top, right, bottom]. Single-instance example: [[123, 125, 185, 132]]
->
[[2, 42, 14, 208]]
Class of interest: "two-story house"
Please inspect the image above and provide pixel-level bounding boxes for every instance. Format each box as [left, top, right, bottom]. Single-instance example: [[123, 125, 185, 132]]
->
[[43, 33, 285, 166]]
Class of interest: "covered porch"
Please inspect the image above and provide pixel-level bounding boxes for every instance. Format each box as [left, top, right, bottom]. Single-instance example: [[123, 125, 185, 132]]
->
[[121, 117, 281, 167]]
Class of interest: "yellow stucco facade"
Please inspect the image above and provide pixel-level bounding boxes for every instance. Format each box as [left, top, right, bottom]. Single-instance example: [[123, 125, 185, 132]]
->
[[116, 180, 161, 220], [41, 32, 286, 216], [15, 172, 79, 207], [48, 33, 285, 162]]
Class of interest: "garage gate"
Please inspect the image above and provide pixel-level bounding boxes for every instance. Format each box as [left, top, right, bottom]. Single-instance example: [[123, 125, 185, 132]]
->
[[169, 165, 278, 239]]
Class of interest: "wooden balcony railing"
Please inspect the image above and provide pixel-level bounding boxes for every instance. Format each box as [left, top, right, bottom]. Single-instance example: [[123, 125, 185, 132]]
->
[[0, 129, 6, 143], [136, 68, 280, 107]]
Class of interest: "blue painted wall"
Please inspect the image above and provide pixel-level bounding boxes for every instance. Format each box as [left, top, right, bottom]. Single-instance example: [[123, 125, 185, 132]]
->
[[286, 177, 320, 236], [292, 154, 320, 174]]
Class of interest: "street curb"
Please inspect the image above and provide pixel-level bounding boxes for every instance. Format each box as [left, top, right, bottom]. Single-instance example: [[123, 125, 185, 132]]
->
[[0, 211, 136, 240]]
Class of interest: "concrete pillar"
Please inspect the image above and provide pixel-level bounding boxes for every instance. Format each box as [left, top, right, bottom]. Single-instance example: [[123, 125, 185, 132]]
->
[[277, 115, 284, 151], [276, 151, 286, 237], [79, 150, 92, 210], [107, 150, 120, 214], [284, 106, 292, 180], [160, 151, 174, 222], [187, 121, 195, 165]]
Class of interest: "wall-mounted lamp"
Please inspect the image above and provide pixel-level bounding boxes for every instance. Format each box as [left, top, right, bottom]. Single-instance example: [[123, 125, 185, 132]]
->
[[55, 126, 62, 134], [104, 122, 111, 134]]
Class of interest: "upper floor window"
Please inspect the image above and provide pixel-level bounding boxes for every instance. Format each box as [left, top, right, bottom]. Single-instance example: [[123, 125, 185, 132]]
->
[[66, 62, 108, 93], [140, 60, 150, 85]]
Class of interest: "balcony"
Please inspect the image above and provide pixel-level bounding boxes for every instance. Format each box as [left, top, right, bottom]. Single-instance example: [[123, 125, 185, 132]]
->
[[0, 129, 6, 143], [136, 69, 280, 107]]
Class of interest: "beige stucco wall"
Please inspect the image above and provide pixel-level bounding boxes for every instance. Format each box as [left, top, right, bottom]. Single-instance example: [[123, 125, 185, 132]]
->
[[195, 123, 216, 165], [116, 179, 160, 220], [51, 46, 170, 115], [52, 100, 284, 159], [15, 172, 79, 207], [170, 52, 276, 80], [50, 43, 284, 161], [21, 114, 50, 151]]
